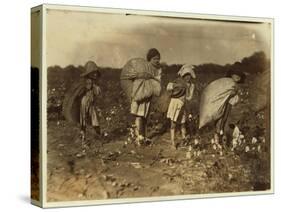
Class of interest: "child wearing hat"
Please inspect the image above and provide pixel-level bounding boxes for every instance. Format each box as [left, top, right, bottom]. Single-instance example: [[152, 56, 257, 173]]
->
[[79, 61, 102, 141], [166, 64, 196, 148]]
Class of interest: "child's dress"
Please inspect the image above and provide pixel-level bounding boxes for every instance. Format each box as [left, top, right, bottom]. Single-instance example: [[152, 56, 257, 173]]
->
[[167, 78, 194, 124], [80, 81, 101, 128]]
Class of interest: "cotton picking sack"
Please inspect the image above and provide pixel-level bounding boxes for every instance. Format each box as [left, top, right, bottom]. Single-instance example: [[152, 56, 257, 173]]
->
[[63, 79, 85, 124], [199, 77, 236, 129], [120, 58, 161, 102]]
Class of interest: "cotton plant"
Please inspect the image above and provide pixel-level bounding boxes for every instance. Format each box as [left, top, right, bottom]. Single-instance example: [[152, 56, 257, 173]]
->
[[229, 124, 267, 154], [185, 137, 203, 159], [209, 136, 223, 156], [126, 125, 137, 144], [231, 125, 246, 151]]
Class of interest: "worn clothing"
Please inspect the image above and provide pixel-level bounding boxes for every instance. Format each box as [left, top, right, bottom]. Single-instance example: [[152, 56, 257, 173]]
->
[[215, 103, 232, 134], [215, 94, 239, 134], [131, 98, 151, 118], [166, 80, 195, 123], [167, 98, 187, 123], [80, 83, 101, 127]]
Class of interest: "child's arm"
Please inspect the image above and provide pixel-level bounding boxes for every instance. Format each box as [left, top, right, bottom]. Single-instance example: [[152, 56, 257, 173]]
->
[[228, 94, 239, 106], [93, 84, 101, 98]]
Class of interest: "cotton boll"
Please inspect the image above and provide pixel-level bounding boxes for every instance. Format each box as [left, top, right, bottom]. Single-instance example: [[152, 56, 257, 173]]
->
[[214, 134, 219, 144], [213, 144, 217, 150], [252, 137, 258, 144], [232, 139, 238, 148], [232, 126, 240, 139], [193, 151, 197, 157], [138, 135, 145, 141], [258, 145, 261, 152], [194, 138, 199, 145]]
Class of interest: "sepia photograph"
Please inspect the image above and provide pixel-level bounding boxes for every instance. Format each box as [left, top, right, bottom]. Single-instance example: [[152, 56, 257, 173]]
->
[[31, 4, 273, 207]]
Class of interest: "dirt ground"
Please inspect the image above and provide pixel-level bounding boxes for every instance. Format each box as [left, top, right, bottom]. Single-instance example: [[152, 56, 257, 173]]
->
[[46, 120, 263, 202]]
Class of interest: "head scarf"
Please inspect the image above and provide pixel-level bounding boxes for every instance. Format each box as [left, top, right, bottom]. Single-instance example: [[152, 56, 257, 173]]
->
[[177, 64, 196, 79]]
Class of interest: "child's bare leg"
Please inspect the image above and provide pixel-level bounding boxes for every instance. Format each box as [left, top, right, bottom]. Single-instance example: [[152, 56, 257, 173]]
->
[[170, 121, 176, 147], [135, 116, 144, 145], [135, 117, 140, 137], [80, 125, 86, 141], [143, 118, 147, 139], [180, 123, 187, 139]]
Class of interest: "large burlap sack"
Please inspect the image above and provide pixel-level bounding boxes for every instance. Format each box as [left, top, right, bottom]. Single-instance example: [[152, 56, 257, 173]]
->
[[131, 78, 161, 102], [120, 58, 161, 102], [62, 80, 85, 123], [199, 78, 236, 129]]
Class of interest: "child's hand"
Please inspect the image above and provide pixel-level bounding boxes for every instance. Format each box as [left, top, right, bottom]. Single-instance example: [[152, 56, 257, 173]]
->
[[230, 89, 238, 97], [166, 82, 174, 91]]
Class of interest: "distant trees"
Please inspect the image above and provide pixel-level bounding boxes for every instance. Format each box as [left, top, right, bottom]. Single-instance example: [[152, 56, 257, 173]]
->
[[47, 50, 269, 89], [240, 51, 269, 73], [161, 51, 269, 77]]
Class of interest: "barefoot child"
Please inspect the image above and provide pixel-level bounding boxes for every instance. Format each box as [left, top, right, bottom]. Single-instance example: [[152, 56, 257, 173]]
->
[[79, 61, 102, 141], [167, 64, 196, 148]]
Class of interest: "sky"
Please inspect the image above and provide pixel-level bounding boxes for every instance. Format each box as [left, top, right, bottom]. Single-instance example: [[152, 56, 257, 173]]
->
[[45, 9, 271, 68]]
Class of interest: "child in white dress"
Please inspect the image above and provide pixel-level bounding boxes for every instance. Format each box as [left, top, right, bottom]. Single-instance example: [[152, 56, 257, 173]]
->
[[167, 64, 196, 148]]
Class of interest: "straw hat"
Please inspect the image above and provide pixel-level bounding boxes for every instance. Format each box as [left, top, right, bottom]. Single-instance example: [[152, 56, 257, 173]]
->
[[80, 61, 100, 77]]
